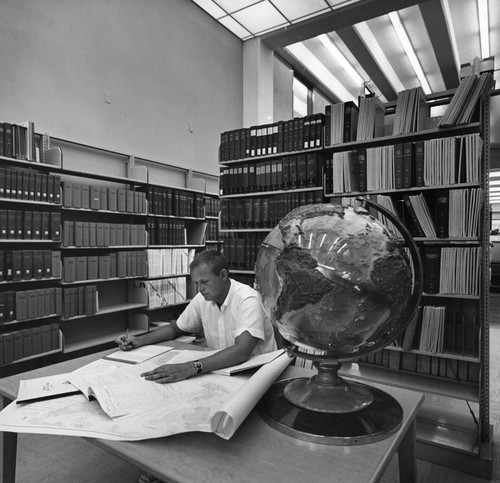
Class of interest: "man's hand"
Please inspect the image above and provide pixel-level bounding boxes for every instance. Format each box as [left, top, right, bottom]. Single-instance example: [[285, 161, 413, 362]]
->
[[140, 362, 196, 383], [114, 334, 143, 351]]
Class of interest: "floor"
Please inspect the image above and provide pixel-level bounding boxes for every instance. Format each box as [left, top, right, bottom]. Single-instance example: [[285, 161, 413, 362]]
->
[[11, 295, 500, 482]]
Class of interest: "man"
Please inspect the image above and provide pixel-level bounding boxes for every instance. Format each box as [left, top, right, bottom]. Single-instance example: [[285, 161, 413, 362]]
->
[[116, 250, 277, 383]]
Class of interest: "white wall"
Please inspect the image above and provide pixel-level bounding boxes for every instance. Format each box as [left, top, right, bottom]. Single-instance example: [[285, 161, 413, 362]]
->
[[0, 0, 243, 186]]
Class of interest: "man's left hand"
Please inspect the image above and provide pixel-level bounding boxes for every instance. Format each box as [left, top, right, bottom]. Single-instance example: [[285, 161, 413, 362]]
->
[[140, 362, 196, 383]]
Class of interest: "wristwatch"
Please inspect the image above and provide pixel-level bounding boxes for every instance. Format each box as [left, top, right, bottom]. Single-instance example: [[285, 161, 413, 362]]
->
[[193, 360, 203, 374]]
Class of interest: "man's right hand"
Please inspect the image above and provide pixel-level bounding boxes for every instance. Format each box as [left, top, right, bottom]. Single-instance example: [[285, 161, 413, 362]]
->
[[114, 334, 143, 351]]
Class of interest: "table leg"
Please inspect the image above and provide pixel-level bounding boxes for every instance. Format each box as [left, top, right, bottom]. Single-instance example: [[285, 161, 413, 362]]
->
[[0, 398, 17, 483], [398, 418, 416, 483]]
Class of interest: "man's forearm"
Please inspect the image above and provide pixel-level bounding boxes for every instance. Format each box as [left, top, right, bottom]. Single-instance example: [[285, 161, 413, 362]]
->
[[137, 323, 183, 345]]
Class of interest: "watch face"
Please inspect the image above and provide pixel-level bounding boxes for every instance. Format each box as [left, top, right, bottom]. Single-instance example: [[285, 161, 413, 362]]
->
[[194, 361, 203, 373]]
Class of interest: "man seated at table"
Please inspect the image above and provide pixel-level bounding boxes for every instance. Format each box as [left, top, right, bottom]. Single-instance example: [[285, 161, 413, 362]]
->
[[116, 249, 277, 383]]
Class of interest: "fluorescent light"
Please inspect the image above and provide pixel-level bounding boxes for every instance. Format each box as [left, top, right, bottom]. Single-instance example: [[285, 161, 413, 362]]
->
[[318, 34, 365, 88], [478, 0, 490, 59], [354, 22, 404, 98], [388, 11, 431, 95], [286, 43, 357, 103]]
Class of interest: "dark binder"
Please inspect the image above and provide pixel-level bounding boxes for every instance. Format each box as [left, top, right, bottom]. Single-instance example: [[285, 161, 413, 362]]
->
[[423, 246, 441, 294], [413, 141, 424, 187], [402, 195, 426, 237], [434, 191, 449, 238], [402, 142, 414, 188]]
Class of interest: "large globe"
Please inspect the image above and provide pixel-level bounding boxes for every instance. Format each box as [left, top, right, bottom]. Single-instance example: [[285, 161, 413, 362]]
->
[[255, 203, 417, 361]]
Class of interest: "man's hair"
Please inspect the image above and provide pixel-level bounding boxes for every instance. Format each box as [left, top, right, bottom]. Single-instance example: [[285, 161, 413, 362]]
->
[[190, 250, 229, 275]]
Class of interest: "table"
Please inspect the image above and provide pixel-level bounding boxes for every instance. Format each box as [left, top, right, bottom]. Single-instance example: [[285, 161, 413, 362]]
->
[[0, 345, 424, 483]]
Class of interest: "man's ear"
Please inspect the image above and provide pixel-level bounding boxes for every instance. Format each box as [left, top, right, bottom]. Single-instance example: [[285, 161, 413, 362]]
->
[[220, 268, 229, 281]]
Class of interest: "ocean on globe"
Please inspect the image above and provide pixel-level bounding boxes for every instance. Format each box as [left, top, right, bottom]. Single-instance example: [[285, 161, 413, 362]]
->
[[254, 203, 414, 361]]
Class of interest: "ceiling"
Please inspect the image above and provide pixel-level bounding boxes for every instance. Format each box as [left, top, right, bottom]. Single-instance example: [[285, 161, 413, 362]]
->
[[191, 0, 498, 106]]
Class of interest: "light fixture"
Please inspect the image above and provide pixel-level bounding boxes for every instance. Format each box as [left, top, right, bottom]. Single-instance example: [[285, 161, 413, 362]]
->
[[354, 22, 405, 97], [286, 43, 357, 103], [318, 34, 365, 88], [477, 0, 490, 59], [388, 11, 431, 95]]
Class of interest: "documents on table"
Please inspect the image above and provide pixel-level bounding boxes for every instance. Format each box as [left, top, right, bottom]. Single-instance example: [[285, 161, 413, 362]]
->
[[0, 349, 294, 441], [212, 349, 285, 375], [104, 345, 174, 364], [16, 373, 80, 404]]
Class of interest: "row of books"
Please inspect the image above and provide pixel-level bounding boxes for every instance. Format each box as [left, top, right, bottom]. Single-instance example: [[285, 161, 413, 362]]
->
[[0, 209, 61, 241], [398, 301, 479, 357], [0, 167, 61, 204], [423, 134, 482, 185], [219, 113, 325, 162], [0, 121, 41, 162], [62, 182, 147, 214], [0, 250, 61, 282], [146, 219, 188, 246], [341, 186, 482, 240], [325, 134, 482, 195], [324, 101, 359, 145], [62, 221, 147, 247], [146, 186, 205, 219], [219, 152, 324, 195], [62, 251, 148, 283], [206, 219, 220, 242], [220, 190, 325, 230], [439, 71, 494, 127], [358, 350, 479, 383], [138, 278, 187, 308], [392, 86, 427, 135], [62, 285, 98, 319], [222, 233, 267, 271], [8, 287, 62, 322], [405, 188, 482, 238], [204, 196, 221, 217], [423, 246, 481, 295], [145, 248, 195, 278], [0, 324, 60, 366]]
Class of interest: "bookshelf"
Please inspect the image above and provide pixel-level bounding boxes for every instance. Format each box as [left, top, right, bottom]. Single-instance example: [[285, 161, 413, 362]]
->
[[0, 130, 212, 375], [218, 75, 493, 478]]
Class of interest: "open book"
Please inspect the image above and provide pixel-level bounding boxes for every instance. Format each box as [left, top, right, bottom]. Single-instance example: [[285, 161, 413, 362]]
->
[[0, 349, 294, 441]]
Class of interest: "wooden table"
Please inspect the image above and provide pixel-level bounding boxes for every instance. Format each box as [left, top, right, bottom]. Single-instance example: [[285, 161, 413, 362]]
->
[[0, 345, 424, 483]]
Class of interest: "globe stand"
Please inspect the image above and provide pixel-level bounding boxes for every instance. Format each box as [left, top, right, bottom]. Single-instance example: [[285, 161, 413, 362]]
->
[[283, 360, 374, 413], [258, 354, 404, 445]]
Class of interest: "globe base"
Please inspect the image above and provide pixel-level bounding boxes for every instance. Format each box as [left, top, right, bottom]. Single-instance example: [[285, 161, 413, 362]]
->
[[283, 360, 374, 413], [259, 378, 403, 445]]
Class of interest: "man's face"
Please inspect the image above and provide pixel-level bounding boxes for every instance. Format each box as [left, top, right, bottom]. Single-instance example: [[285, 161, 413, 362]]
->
[[191, 263, 228, 303]]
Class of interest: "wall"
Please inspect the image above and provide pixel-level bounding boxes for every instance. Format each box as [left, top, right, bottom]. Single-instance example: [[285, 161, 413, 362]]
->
[[0, 0, 243, 189]]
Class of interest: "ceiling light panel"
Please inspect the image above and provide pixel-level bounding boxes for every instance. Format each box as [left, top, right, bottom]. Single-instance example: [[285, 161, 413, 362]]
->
[[326, 0, 361, 9], [364, 15, 419, 90], [286, 43, 357, 103], [444, 0, 481, 67], [353, 21, 405, 96], [302, 37, 362, 101], [192, 0, 227, 18], [214, 0, 263, 14], [218, 15, 252, 39], [397, 5, 445, 93], [231, 1, 287, 35], [270, 0, 331, 22]]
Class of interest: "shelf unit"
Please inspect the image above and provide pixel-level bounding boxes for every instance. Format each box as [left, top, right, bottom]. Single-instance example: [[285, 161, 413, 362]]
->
[[0, 133, 214, 375], [218, 84, 493, 477]]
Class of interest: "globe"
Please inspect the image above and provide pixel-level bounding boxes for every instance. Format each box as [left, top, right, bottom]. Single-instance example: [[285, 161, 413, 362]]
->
[[255, 201, 422, 444]]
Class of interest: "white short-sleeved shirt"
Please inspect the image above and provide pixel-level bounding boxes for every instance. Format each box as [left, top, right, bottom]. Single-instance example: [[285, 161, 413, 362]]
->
[[176, 279, 277, 355]]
